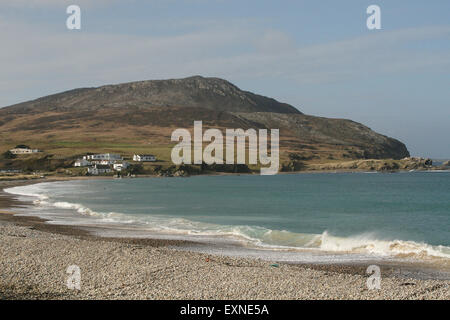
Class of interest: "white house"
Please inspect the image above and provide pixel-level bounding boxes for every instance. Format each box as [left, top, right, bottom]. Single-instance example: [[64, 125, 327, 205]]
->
[[113, 162, 130, 172], [10, 148, 41, 154], [87, 166, 98, 175], [0, 169, 22, 173], [133, 154, 156, 162], [84, 153, 122, 161], [87, 164, 112, 175], [74, 159, 91, 167], [96, 160, 115, 165]]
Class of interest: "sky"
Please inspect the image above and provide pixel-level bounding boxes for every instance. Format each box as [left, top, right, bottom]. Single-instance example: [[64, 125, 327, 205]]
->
[[0, 0, 449, 158]]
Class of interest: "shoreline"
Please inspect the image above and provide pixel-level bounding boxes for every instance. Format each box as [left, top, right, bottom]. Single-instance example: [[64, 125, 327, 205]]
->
[[0, 178, 193, 248], [0, 164, 448, 182], [1, 178, 449, 299], [2, 177, 450, 276]]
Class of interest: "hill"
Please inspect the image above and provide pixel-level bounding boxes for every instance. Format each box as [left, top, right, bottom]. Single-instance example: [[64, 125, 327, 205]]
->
[[0, 76, 409, 173], [1, 76, 300, 115]]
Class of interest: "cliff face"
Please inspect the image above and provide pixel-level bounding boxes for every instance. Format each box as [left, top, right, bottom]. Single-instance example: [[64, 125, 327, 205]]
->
[[0, 76, 409, 161]]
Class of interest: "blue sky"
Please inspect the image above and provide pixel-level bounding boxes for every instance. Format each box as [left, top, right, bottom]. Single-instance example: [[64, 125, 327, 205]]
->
[[0, 0, 449, 158]]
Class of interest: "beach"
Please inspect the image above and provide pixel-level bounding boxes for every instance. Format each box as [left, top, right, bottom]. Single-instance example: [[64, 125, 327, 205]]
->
[[0, 178, 449, 300]]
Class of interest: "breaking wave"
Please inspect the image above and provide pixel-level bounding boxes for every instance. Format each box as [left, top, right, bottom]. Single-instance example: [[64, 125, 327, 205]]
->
[[5, 184, 450, 260]]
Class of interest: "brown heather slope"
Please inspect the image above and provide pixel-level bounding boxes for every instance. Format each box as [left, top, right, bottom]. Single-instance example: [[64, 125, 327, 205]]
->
[[0, 76, 409, 171], [1, 76, 300, 115]]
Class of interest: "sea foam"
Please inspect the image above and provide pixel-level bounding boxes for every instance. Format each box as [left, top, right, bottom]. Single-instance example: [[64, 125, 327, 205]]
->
[[5, 182, 450, 260]]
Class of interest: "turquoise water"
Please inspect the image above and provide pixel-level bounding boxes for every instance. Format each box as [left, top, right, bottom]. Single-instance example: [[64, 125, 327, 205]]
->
[[6, 172, 450, 258]]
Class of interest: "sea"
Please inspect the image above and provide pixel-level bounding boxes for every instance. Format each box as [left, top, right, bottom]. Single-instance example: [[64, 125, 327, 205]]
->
[[5, 171, 450, 269]]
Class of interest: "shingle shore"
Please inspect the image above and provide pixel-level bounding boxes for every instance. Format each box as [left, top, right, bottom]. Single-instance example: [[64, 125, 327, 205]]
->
[[0, 221, 448, 300]]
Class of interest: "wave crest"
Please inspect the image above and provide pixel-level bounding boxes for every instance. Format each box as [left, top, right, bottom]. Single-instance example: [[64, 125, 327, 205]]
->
[[5, 183, 450, 260], [319, 231, 450, 259]]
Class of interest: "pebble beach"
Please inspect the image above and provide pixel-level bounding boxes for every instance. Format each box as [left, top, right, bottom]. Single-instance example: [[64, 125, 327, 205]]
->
[[0, 179, 449, 300]]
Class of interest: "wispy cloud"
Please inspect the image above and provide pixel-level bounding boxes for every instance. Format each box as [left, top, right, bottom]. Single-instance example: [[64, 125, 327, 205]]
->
[[0, 0, 130, 8], [198, 25, 450, 83], [0, 12, 449, 106]]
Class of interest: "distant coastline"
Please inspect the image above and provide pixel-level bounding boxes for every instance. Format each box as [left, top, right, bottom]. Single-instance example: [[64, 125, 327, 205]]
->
[[1, 158, 449, 186]]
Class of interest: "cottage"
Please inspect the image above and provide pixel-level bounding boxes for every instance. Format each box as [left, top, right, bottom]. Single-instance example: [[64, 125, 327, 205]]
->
[[9, 147, 41, 154], [74, 159, 91, 167], [87, 164, 112, 175], [96, 160, 115, 165], [84, 153, 122, 161], [0, 169, 22, 174], [133, 154, 156, 162], [113, 162, 130, 172]]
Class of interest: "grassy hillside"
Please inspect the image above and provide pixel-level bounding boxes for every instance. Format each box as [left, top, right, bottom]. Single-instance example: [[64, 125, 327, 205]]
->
[[0, 76, 410, 175]]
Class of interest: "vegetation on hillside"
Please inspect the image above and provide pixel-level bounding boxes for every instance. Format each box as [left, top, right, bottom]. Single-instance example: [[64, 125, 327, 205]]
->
[[0, 76, 414, 176]]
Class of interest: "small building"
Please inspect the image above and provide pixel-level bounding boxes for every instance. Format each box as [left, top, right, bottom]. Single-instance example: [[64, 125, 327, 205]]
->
[[84, 153, 122, 161], [87, 164, 112, 175], [133, 154, 156, 162], [9, 147, 41, 154], [0, 169, 22, 174], [74, 159, 91, 167], [94, 160, 115, 165], [113, 162, 130, 172]]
